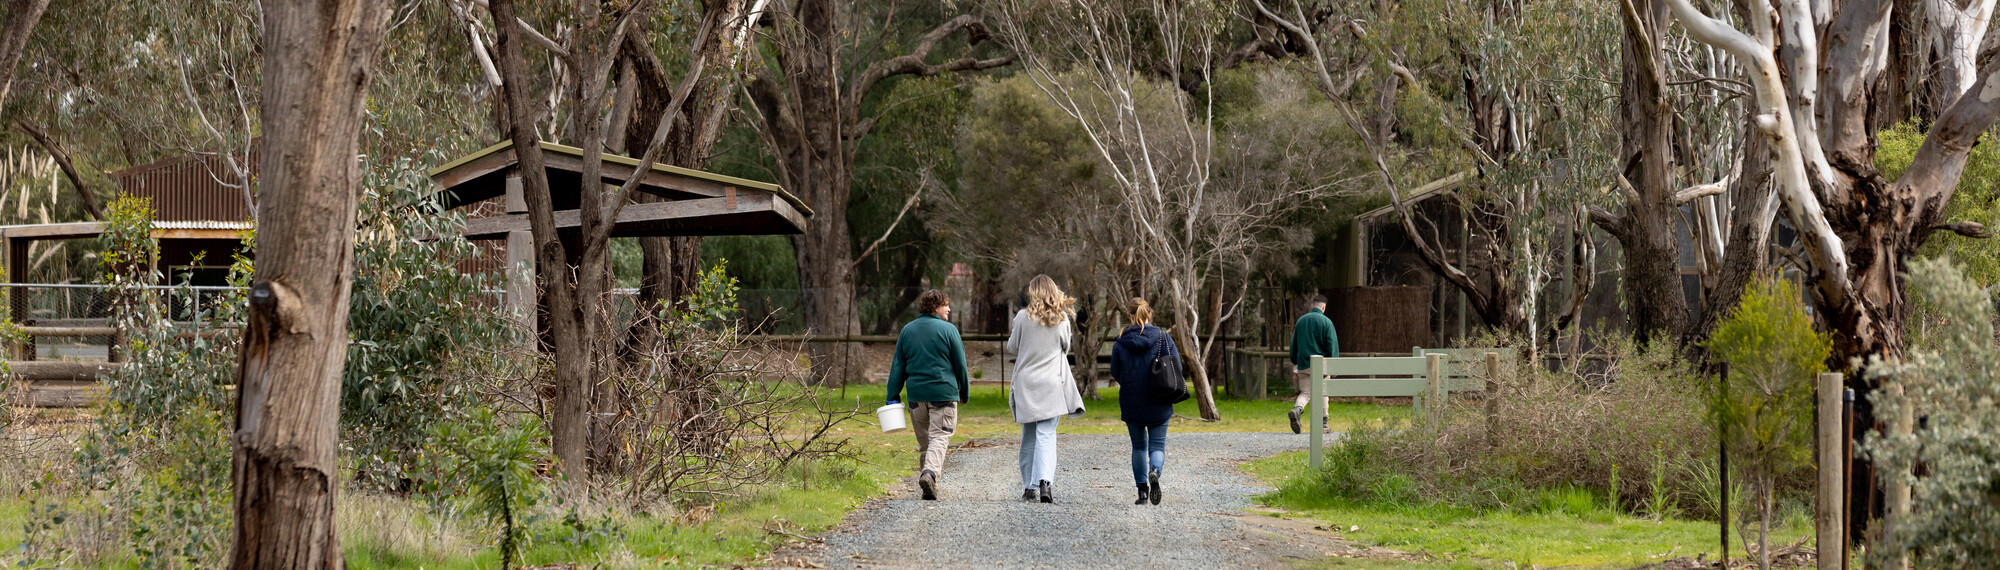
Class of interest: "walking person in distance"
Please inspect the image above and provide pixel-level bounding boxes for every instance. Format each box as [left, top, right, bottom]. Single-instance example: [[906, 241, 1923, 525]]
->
[[1111, 297, 1179, 505], [1006, 275, 1086, 504], [885, 289, 971, 500], [1287, 293, 1340, 434]]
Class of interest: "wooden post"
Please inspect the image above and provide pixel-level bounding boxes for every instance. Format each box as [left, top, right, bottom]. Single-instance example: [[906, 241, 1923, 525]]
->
[[7, 236, 27, 360], [1308, 355, 1325, 470], [1484, 351, 1501, 450], [1816, 372, 1844, 570], [1250, 350, 1267, 401], [1426, 353, 1446, 430]]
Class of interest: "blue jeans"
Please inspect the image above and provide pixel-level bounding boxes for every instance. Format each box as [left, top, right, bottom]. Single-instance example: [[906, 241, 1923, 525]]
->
[[1018, 417, 1060, 489], [1125, 421, 1167, 487]]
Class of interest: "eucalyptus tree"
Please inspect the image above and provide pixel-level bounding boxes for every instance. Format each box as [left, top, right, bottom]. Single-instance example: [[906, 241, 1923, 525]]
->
[[1255, 0, 1622, 355], [611, 0, 765, 357], [486, 0, 756, 482], [231, 0, 392, 565], [743, 0, 1011, 385], [991, 0, 1346, 420], [1664, 0, 2000, 534]]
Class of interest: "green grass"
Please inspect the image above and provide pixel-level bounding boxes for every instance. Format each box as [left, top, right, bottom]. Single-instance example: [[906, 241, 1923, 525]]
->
[[1243, 450, 1816, 568], [340, 435, 909, 569], [0, 387, 1404, 569]]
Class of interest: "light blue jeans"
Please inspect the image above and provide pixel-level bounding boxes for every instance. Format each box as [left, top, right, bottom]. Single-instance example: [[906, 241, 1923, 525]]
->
[[1018, 417, 1060, 489], [1126, 421, 1168, 487]]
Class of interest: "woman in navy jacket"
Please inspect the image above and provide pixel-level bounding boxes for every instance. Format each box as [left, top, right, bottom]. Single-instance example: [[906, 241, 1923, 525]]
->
[[1110, 297, 1179, 505]]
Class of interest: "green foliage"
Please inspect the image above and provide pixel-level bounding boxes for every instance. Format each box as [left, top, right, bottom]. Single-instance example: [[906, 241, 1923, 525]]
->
[[422, 408, 548, 569], [671, 260, 740, 330], [1702, 275, 1829, 568], [1275, 333, 1723, 523], [343, 155, 514, 490], [1877, 121, 2000, 286], [1703, 276, 1829, 483], [1863, 258, 2000, 566], [75, 195, 242, 568]]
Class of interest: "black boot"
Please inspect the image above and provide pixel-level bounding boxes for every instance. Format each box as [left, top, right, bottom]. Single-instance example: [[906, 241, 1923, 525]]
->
[[1022, 487, 1039, 502], [1039, 480, 1055, 504], [1135, 486, 1149, 505], [919, 469, 938, 500], [1148, 469, 1161, 505]]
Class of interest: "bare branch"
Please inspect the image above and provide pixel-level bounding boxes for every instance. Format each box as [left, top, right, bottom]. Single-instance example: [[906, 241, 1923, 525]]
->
[[1930, 221, 1991, 239], [15, 119, 103, 220], [471, 0, 569, 59], [852, 13, 1012, 104], [1673, 179, 1729, 205], [851, 171, 929, 268]]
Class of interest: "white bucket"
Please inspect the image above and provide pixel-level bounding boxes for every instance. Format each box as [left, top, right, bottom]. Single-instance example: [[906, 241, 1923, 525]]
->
[[875, 403, 909, 433]]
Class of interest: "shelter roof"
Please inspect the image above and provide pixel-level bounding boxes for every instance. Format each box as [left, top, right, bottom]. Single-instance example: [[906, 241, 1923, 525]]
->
[[1353, 170, 1474, 224], [428, 140, 810, 215]]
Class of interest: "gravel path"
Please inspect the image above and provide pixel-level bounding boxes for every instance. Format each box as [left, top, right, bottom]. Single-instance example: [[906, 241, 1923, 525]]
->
[[793, 431, 1351, 569]]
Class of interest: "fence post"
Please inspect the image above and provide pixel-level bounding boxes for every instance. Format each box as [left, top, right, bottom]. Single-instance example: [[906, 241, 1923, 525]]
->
[[1484, 351, 1501, 450], [1816, 372, 1844, 570], [1308, 355, 1325, 470], [1425, 353, 1445, 430]]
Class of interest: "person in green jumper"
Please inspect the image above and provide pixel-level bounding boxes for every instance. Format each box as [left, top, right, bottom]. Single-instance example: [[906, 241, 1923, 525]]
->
[[886, 289, 971, 500], [1287, 293, 1339, 434]]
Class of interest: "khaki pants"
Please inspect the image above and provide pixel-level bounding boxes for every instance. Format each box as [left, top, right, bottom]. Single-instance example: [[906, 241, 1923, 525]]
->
[[1292, 369, 1329, 413], [910, 401, 958, 475]]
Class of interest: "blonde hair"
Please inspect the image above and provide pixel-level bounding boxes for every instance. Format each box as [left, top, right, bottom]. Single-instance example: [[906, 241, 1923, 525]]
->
[[1124, 297, 1153, 326], [1024, 274, 1075, 326]]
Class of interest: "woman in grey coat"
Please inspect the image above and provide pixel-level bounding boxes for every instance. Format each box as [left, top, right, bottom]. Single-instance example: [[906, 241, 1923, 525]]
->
[[1006, 274, 1086, 503]]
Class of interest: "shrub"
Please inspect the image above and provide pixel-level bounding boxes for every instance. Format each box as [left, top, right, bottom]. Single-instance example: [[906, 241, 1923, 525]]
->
[[1703, 275, 1829, 570], [1298, 332, 1720, 519], [422, 408, 547, 569], [342, 155, 513, 490], [1863, 258, 2000, 566], [69, 195, 242, 567], [588, 262, 855, 507]]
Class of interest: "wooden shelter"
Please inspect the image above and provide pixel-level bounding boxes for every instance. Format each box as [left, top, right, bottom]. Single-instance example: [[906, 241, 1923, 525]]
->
[[427, 140, 810, 335]]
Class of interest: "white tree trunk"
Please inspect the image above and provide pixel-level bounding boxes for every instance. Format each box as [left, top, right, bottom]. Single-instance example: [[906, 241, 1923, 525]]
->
[[1927, 0, 1998, 99]]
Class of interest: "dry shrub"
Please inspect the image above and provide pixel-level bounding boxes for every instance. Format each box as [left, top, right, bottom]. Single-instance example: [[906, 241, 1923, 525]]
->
[[1354, 332, 1722, 517]]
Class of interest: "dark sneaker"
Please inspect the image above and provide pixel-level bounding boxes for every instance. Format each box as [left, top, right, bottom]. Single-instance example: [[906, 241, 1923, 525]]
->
[[1147, 469, 1161, 505], [1289, 407, 1303, 434], [919, 469, 938, 500], [1039, 480, 1054, 504], [1022, 488, 1038, 502], [1135, 487, 1149, 505]]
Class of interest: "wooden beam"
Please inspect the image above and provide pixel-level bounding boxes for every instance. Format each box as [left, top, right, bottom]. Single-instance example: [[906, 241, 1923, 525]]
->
[[0, 221, 107, 240], [21, 381, 106, 408], [18, 326, 116, 337], [460, 194, 807, 239], [7, 361, 120, 381]]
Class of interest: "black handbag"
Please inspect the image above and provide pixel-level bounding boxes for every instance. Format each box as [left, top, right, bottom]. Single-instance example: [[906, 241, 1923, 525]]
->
[[1149, 334, 1191, 404]]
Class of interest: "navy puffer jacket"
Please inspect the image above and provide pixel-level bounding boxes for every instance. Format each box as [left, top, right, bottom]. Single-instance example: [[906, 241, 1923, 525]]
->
[[1111, 324, 1179, 425]]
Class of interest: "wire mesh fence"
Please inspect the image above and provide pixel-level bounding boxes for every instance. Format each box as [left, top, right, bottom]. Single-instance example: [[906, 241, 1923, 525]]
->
[[2, 283, 242, 361]]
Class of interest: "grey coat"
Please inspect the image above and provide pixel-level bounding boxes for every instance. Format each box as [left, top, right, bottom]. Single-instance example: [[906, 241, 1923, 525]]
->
[[1006, 309, 1086, 423]]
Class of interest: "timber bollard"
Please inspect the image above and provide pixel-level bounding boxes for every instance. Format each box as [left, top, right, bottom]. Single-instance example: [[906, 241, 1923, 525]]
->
[[1816, 372, 1843, 570]]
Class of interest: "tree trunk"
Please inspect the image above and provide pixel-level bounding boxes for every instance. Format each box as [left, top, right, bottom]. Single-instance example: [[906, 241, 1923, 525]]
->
[[231, 0, 389, 566], [0, 0, 48, 118], [488, 0, 594, 484], [763, 0, 863, 386], [617, 3, 753, 353], [1617, 0, 1690, 344], [1686, 137, 1776, 344], [1168, 322, 1219, 420]]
